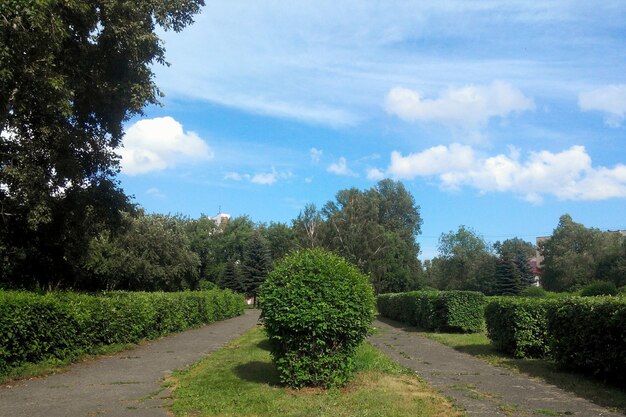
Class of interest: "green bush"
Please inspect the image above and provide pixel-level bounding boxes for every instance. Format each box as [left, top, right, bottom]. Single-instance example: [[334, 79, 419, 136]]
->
[[518, 286, 549, 297], [377, 290, 484, 333], [433, 291, 485, 333], [376, 291, 422, 325], [547, 297, 626, 383], [259, 249, 375, 388], [0, 290, 245, 374], [579, 281, 618, 297], [485, 297, 556, 358]]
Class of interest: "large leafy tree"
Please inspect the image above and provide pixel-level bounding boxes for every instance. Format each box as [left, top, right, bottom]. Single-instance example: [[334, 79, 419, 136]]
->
[[436, 225, 497, 294], [259, 221, 297, 264], [320, 180, 423, 294], [540, 214, 625, 291], [0, 0, 204, 288], [84, 212, 200, 291]]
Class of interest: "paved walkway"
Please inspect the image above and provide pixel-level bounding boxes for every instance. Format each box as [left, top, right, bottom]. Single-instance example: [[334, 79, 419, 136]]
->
[[369, 317, 623, 417], [0, 309, 260, 417]]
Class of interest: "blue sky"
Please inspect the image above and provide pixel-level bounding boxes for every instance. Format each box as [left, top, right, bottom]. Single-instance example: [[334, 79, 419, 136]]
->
[[118, 1, 626, 259]]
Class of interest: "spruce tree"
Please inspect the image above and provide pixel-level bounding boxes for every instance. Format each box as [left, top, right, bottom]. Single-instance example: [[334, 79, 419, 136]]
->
[[242, 232, 272, 305], [219, 261, 243, 293], [495, 258, 521, 295], [514, 254, 536, 289]]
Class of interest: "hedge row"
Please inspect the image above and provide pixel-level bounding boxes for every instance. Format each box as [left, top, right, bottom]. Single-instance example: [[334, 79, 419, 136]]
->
[[548, 297, 626, 383], [485, 296, 626, 383], [0, 290, 245, 374], [377, 290, 485, 333], [485, 297, 556, 358]]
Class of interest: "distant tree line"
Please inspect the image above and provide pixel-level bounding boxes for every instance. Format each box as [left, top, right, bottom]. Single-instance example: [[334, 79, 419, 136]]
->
[[423, 214, 626, 294]]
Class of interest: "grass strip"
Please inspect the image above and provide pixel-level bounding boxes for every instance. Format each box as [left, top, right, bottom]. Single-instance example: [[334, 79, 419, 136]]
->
[[167, 327, 463, 417]]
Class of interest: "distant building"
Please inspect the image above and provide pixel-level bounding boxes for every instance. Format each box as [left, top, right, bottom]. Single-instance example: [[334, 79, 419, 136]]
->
[[212, 213, 231, 227]]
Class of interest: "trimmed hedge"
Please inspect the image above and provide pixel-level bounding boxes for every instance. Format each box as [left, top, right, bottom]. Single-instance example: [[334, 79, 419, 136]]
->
[[548, 297, 626, 383], [260, 249, 375, 388], [377, 290, 485, 333], [0, 289, 245, 374], [485, 297, 556, 358]]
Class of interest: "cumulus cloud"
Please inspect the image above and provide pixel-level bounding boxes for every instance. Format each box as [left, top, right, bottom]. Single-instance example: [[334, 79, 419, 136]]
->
[[310, 147, 323, 164], [224, 168, 292, 185], [578, 84, 626, 127], [385, 81, 534, 128], [327, 157, 358, 177], [372, 144, 626, 203], [120, 117, 213, 175]]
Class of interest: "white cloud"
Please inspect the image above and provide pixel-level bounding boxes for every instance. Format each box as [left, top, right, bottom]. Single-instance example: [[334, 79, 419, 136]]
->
[[224, 172, 250, 181], [579, 84, 626, 127], [373, 144, 626, 202], [385, 81, 535, 128], [154, 2, 626, 126], [146, 187, 166, 199], [224, 168, 292, 185], [327, 157, 358, 177], [120, 117, 213, 175], [310, 147, 323, 164], [366, 168, 385, 181]]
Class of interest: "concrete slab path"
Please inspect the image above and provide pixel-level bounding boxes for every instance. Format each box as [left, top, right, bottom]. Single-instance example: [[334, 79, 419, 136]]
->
[[0, 309, 260, 417], [369, 317, 623, 417]]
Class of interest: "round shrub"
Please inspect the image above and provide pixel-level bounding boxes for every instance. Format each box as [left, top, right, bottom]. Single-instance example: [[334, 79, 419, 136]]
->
[[259, 248, 375, 388], [579, 281, 617, 297]]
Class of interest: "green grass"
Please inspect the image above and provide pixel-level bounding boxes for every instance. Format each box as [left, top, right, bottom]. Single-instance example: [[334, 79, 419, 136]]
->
[[167, 327, 463, 417], [0, 342, 136, 385], [416, 331, 626, 414]]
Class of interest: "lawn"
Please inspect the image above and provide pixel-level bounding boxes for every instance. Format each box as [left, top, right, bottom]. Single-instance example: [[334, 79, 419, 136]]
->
[[416, 330, 626, 414], [166, 327, 463, 417]]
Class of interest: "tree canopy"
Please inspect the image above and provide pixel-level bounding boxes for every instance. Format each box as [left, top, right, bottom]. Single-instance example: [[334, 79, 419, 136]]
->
[[539, 214, 625, 291], [0, 0, 204, 288], [300, 179, 423, 294]]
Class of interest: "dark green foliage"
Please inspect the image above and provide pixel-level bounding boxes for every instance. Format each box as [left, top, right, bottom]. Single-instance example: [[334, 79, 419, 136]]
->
[[0, 289, 244, 375], [259, 249, 375, 388], [540, 215, 626, 291], [259, 222, 297, 264], [547, 297, 626, 383], [0, 0, 203, 289], [485, 298, 556, 358], [518, 286, 550, 297], [313, 180, 423, 294], [377, 290, 484, 333], [432, 291, 485, 333], [218, 261, 243, 293], [84, 212, 200, 291], [376, 292, 422, 325], [579, 281, 618, 297], [494, 259, 521, 295], [431, 226, 498, 294], [494, 238, 536, 289], [241, 232, 271, 301]]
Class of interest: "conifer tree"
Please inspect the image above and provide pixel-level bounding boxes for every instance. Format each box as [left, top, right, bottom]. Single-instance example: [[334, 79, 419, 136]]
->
[[219, 261, 243, 293], [495, 258, 521, 295], [242, 232, 272, 305]]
